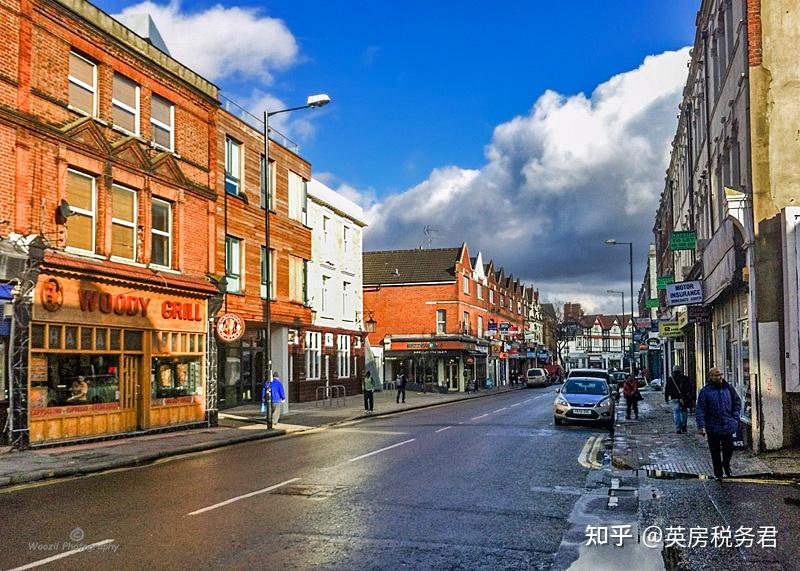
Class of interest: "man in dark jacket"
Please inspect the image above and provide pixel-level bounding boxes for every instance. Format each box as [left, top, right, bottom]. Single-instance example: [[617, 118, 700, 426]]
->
[[696, 367, 741, 480], [666, 366, 693, 433]]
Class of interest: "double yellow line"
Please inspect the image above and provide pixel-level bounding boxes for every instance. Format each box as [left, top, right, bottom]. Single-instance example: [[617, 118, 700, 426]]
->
[[578, 435, 605, 469]]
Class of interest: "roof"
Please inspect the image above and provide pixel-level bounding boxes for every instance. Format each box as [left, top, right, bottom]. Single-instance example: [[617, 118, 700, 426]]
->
[[308, 178, 368, 227], [363, 248, 460, 285], [541, 303, 556, 319]]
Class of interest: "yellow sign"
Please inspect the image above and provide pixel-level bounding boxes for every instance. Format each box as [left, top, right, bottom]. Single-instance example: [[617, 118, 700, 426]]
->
[[677, 311, 688, 329], [659, 322, 683, 338]]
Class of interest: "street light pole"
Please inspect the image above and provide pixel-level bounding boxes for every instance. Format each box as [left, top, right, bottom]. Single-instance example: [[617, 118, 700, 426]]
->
[[605, 239, 635, 377], [607, 290, 625, 371], [263, 94, 330, 429]]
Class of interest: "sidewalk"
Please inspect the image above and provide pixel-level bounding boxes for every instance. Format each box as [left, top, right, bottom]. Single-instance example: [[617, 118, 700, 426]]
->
[[613, 386, 799, 478], [0, 384, 522, 489]]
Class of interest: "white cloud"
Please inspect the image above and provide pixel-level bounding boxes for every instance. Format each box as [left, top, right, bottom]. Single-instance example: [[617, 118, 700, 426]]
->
[[115, 1, 299, 82], [365, 48, 691, 311]]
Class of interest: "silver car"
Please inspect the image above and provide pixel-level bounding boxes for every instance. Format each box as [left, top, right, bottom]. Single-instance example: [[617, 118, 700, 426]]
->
[[553, 377, 616, 429]]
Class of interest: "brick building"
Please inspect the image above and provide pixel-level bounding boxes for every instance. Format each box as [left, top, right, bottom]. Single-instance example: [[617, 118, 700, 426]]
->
[[0, 0, 221, 446], [363, 244, 539, 391]]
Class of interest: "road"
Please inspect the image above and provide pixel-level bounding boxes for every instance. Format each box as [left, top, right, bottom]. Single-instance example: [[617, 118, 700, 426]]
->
[[1, 386, 619, 570]]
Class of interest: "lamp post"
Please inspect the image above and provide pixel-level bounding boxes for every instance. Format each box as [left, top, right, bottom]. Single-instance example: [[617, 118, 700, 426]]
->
[[263, 94, 330, 428], [605, 239, 635, 377], [607, 290, 626, 372]]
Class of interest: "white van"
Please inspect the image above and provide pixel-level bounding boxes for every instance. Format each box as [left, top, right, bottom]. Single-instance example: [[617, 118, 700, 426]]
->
[[525, 368, 548, 388]]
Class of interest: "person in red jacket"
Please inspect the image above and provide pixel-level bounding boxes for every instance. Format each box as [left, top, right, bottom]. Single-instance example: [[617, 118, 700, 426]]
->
[[622, 375, 641, 420]]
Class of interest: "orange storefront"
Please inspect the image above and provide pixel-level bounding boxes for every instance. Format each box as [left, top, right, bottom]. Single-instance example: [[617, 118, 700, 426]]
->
[[28, 269, 215, 444]]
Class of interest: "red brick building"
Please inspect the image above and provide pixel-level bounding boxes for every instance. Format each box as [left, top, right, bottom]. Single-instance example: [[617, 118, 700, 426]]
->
[[363, 243, 536, 391], [0, 0, 220, 446]]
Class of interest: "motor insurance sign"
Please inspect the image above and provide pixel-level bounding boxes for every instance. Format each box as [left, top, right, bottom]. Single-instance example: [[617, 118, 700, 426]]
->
[[665, 280, 703, 306]]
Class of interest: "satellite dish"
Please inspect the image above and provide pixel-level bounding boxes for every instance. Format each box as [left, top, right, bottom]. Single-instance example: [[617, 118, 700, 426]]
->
[[56, 199, 73, 224]]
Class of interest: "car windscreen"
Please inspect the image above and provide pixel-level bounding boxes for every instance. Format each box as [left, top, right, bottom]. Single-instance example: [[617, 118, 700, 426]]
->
[[563, 379, 607, 395]]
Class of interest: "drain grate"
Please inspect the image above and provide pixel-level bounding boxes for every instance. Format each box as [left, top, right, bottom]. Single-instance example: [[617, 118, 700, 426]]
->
[[271, 485, 346, 500]]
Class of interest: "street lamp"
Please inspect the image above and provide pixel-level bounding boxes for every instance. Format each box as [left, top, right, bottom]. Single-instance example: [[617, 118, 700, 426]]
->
[[607, 290, 626, 372], [263, 93, 331, 428], [605, 239, 635, 377]]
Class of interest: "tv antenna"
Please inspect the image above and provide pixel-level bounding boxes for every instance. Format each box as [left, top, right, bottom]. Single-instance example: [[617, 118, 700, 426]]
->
[[423, 225, 438, 248]]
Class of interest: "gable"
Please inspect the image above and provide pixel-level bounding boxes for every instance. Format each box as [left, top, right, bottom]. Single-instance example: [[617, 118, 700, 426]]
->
[[110, 137, 150, 170], [150, 152, 187, 186], [61, 117, 110, 155]]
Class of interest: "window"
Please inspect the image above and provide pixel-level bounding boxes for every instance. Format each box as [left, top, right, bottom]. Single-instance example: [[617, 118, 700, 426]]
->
[[477, 283, 483, 300], [489, 289, 495, 304], [337, 335, 351, 378], [500, 295, 504, 307], [463, 311, 470, 333], [288, 171, 307, 223], [463, 276, 470, 294], [343, 226, 350, 253], [305, 331, 321, 379], [225, 137, 242, 195], [289, 256, 307, 303], [260, 156, 275, 209], [225, 236, 242, 293], [68, 51, 96, 116], [112, 73, 139, 135], [110, 184, 137, 261], [66, 169, 96, 253], [322, 216, 330, 246], [321, 275, 330, 315], [477, 316, 483, 337], [342, 281, 352, 320], [260, 247, 275, 299], [436, 309, 446, 334], [150, 94, 174, 151], [151, 198, 172, 267]]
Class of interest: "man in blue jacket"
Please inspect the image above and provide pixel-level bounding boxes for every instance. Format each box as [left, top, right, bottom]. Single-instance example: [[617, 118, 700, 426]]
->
[[696, 367, 741, 480], [262, 371, 286, 425]]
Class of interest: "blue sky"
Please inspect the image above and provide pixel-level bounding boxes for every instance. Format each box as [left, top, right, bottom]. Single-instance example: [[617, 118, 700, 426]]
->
[[94, 0, 699, 314]]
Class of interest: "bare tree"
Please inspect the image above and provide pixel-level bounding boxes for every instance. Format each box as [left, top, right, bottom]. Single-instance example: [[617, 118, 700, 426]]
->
[[549, 298, 583, 369]]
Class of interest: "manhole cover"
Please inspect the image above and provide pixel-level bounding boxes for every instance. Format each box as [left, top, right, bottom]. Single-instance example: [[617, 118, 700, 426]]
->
[[271, 485, 346, 500]]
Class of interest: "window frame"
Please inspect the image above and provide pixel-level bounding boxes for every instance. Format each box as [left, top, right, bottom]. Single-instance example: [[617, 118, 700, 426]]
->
[[110, 183, 138, 262], [68, 50, 97, 116], [150, 94, 175, 152], [288, 171, 307, 224], [436, 309, 446, 334], [321, 275, 330, 316], [260, 247, 275, 300], [463, 275, 470, 295], [111, 73, 140, 136], [65, 168, 96, 255], [342, 281, 352, 321], [150, 198, 172, 269], [225, 235, 243, 294], [305, 331, 321, 380], [225, 136, 242, 196], [260, 155, 276, 210], [337, 334, 351, 378]]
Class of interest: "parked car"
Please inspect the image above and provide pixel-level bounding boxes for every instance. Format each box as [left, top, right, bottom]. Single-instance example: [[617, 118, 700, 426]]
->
[[610, 371, 627, 388], [568, 368, 618, 397], [525, 368, 548, 388], [650, 377, 663, 391], [553, 377, 616, 429]]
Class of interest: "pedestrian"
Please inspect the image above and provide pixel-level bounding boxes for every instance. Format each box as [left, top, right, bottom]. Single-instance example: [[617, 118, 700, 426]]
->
[[262, 371, 286, 425], [396, 369, 407, 404], [665, 365, 693, 433], [622, 375, 641, 420], [363, 370, 375, 412], [696, 367, 741, 480]]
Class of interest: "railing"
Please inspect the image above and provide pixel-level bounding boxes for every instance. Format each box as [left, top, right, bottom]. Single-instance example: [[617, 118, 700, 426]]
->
[[219, 93, 301, 153], [315, 385, 347, 408]]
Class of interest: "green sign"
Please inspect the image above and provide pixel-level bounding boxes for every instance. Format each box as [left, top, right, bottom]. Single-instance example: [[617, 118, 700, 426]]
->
[[670, 230, 697, 250], [646, 298, 660, 308], [656, 276, 674, 290]]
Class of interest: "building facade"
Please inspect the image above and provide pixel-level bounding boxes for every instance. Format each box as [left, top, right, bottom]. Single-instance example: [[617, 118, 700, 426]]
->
[[565, 315, 634, 372]]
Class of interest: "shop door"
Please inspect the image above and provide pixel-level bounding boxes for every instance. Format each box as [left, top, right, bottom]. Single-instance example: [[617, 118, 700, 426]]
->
[[122, 355, 142, 431], [447, 361, 458, 390]]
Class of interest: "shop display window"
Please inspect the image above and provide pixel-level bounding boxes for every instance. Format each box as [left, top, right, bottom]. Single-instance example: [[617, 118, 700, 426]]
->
[[30, 353, 120, 409], [152, 356, 202, 400]]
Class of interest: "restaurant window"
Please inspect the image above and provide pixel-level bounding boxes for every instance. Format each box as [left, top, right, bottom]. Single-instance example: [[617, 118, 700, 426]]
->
[[260, 247, 275, 300], [111, 184, 137, 261], [436, 309, 446, 334], [152, 356, 202, 401], [225, 136, 242, 196], [112, 73, 139, 135], [29, 353, 120, 410], [151, 198, 172, 268], [66, 169, 96, 253], [150, 94, 174, 151], [337, 334, 351, 378], [68, 50, 96, 116], [305, 331, 321, 380], [225, 236, 243, 293]]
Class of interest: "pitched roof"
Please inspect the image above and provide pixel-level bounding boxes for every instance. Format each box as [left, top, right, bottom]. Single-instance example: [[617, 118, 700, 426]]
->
[[363, 248, 460, 285], [541, 303, 556, 319]]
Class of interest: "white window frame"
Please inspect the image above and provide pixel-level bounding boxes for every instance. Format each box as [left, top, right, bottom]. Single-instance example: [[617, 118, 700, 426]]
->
[[68, 51, 97, 117], [321, 275, 330, 316], [225, 136, 242, 196], [343, 225, 350, 253], [477, 315, 484, 337], [289, 256, 307, 303], [305, 331, 321, 380], [337, 334, 351, 378], [110, 184, 138, 262], [342, 281, 352, 321], [111, 73, 140, 136], [225, 235, 243, 293], [150, 94, 175, 151], [477, 283, 483, 300], [65, 168, 96, 254], [150, 198, 172, 268], [489, 289, 495, 304], [260, 247, 275, 300], [463, 275, 470, 295], [288, 171, 307, 224], [436, 309, 446, 334], [463, 311, 470, 333], [322, 216, 330, 246], [260, 156, 276, 210]]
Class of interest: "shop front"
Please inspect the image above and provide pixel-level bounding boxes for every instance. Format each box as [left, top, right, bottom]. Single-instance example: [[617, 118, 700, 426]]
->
[[27, 271, 213, 444], [383, 336, 480, 392]]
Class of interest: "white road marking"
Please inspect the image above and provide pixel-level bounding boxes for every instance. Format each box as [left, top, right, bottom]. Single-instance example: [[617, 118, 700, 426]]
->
[[589, 437, 605, 468], [347, 439, 416, 462], [608, 496, 619, 508], [578, 436, 596, 468], [334, 428, 409, 435], [188, 478, 300, 516], [9, 539, 116, 570], [493, 407, 507, 413], [435, 426, 453, 433], [510, 403, 521, 408], [471, 413, 489, 420], [522, 399, 532, 404]]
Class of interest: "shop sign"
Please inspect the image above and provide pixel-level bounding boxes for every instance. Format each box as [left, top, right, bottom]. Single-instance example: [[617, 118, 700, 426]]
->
[[634, 317, 652, 328], [216, 313, 245, 343], [647, 338, 661, 349], [499, 352, 508, 359], [499, 322, 510, 333], [524, 333, 535, 341], [670, 230, 697, 250], [665, 280, 703, 306], [487, 319, 497, 331], [687, 305, 711, 324], [656, 276, 674, 290], [394, 341, 474, 351], [677, 311, 688, 329], [646, 298, 660, 308], [466, 356, 475, 365], [658, 321, 682, 338]]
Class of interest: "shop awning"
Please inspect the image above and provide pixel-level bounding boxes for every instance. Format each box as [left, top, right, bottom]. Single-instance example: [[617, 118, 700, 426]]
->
[[0, 283, 13, 300]]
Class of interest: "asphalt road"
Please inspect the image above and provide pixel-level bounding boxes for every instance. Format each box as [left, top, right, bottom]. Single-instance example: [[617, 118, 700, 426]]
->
[[0, 386, 617, 570]]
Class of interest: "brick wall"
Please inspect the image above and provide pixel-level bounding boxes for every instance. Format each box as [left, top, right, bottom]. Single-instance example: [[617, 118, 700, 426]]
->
[[747, 0, 762, 66]]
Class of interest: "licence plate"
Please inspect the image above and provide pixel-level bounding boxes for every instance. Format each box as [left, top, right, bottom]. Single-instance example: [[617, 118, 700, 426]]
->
[[572, 409, 593, 416]]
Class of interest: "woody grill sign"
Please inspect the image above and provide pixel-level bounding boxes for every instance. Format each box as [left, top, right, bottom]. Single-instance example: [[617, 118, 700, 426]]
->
[[33, 276, 206, 332]]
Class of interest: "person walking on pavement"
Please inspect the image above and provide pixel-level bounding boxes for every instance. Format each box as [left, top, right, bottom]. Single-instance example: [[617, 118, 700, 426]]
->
[[696, 367, 741, 480], [262, 371, 286, 424], [666, 365, 692, 433], [396, 369, 407, 404], [363, 370, 375, 412], [622, 375, 641, 419]]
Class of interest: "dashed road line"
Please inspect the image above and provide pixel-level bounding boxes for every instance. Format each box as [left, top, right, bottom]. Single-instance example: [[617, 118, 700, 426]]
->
[[188, 478, 300, 516], [9, 539, 117, 570], [510, 403, 521, 408], [493, 407, 507, 413], [435, 426, 453, 433], [471, 413, 489, 421], [347, 438, 416, 463]]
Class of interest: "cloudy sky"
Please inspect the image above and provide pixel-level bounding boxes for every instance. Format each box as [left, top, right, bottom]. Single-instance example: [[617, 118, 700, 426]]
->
[[97, 0, 697, 314]]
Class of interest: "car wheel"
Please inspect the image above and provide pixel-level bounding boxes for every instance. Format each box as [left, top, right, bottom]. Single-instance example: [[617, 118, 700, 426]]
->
[[554, 416, 563, 426]]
